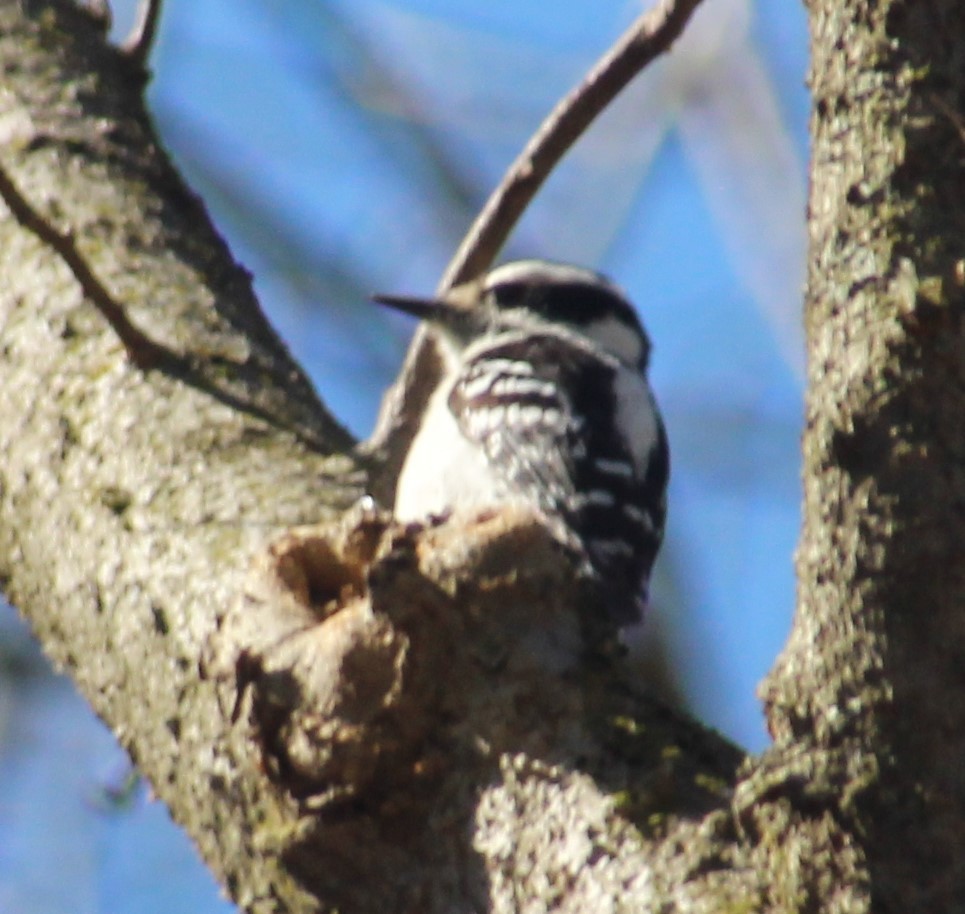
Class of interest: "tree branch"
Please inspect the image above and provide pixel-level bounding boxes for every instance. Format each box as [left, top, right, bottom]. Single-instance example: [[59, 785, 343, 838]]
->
[[0, 157, 351, 454], [0, 5, 757, 911], [439, 0, 707, 292]]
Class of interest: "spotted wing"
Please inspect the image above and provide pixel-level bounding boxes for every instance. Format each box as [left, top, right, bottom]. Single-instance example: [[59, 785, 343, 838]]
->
[[449, 333, 668, 623]]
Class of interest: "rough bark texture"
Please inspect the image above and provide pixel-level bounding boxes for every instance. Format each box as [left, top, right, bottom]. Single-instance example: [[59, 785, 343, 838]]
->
[[3, 0, 965, 912], [0, 2, 359, 909], [0, 4, 743, 912], [756, 0, 965, 909]]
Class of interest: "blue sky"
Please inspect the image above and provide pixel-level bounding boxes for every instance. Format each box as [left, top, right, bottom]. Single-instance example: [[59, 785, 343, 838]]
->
[[0, 2, 810, 910]]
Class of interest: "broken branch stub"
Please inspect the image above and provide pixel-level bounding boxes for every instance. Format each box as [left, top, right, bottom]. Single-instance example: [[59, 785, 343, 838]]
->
[[212, 502, 587, 810]]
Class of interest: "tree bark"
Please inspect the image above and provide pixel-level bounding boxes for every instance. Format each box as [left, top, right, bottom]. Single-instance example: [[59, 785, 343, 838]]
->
[[754, 0, 965, 908], [2, 1, 964, 912]]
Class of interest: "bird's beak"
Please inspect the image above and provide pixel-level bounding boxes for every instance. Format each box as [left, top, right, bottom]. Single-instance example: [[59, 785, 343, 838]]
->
[[371, 293, 448, 321]]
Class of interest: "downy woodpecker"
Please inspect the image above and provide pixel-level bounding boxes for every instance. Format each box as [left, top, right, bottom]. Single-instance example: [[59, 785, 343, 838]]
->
[[375, 260, 669, 625]]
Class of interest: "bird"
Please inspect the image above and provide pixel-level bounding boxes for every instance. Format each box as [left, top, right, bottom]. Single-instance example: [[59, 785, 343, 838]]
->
[[374, 259, 669, 626]]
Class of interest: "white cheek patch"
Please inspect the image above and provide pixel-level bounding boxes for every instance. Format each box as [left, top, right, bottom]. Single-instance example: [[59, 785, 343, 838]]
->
[[583, 315, 645, 368], [612, 369, 659, 472]]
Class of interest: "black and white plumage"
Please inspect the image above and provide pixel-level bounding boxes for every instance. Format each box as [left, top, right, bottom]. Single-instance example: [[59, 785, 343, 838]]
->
[[375, 260, 669, 625]]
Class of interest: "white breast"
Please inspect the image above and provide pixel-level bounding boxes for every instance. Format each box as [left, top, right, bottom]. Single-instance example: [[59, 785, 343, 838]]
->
[[394, 380, 512, 521]]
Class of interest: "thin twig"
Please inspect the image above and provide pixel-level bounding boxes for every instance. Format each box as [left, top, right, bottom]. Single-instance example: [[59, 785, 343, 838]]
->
[[121, 0, 164, 66], [0, 162, 173, 370], [438, 0, 706, 293]]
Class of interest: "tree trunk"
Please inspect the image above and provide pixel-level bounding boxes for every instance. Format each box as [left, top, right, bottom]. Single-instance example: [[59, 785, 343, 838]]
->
[[1, 0, 964, 911], [755, 0, 965, 908]]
